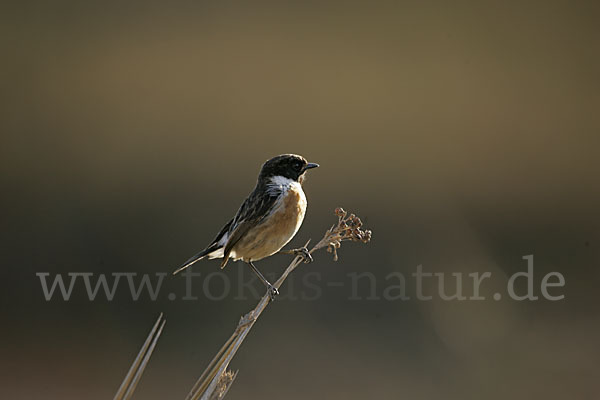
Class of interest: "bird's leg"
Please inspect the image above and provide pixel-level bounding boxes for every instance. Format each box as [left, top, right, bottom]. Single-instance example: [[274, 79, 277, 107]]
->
[[247, 261, 279, 300], [279, 246, 313, 264]]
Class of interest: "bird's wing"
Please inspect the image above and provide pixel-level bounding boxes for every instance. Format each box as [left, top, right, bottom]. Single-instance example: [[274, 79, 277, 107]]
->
[[172, 218, 233, 275], [220, 190, 279, 268]]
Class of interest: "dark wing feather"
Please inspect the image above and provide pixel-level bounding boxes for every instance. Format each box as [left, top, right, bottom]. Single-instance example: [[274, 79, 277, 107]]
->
[[220, 189, 279, 268], [172, 218, 233, 275]]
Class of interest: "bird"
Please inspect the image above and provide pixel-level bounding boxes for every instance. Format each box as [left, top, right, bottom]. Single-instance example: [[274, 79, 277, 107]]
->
[[173, 154, 319, 299]]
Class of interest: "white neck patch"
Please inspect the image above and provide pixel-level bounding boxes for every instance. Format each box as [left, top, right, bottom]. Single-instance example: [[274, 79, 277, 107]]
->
[[266, 175, 300, 196]]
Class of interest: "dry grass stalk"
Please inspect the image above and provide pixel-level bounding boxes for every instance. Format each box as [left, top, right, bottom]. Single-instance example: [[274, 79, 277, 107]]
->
[[113, 313, 166, 400], [187, 208, 371, 400], [208, 370, 238, 400]]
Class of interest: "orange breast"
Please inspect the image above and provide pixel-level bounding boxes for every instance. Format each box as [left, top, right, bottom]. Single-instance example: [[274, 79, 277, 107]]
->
[[232, 187, 307, 262]]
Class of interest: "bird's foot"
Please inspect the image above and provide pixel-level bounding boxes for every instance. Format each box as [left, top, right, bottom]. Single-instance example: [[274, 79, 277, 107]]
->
[[292, 247, 313, 263], [267, 285, 280, 301]]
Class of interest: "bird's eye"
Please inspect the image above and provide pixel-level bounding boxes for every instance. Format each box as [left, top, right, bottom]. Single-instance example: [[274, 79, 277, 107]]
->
[[294, 161, 303, 171]]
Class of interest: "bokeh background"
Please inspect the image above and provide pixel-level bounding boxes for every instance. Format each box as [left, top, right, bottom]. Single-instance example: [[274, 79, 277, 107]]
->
[[2, 1, 599, 399]]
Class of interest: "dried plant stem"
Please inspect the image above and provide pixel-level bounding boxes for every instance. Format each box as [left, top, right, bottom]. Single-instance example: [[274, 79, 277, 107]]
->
[[187, 208, 372, 400], [113, 313, 166, 400], [186, 240, 310, 400]]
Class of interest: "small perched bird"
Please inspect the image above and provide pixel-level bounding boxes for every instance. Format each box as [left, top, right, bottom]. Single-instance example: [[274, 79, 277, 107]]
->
[[173, 154, 319, 299]]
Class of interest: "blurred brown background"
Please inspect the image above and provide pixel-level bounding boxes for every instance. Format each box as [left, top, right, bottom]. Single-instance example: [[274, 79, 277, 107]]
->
[[2, 1, 599, 399]]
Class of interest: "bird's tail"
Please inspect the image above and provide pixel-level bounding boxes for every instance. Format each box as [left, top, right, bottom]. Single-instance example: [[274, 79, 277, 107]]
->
[[172, 244, 221, 275]]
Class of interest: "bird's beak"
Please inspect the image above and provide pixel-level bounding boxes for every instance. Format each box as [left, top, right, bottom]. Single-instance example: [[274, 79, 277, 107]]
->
[[302, 162, 319, 172]]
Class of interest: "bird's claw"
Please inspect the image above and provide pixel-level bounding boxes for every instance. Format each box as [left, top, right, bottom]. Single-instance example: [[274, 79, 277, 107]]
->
[[294, 247, 313, 264], [268, 285, 280, 301]]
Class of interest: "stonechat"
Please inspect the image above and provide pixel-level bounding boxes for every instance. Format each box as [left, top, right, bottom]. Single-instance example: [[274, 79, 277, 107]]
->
[[173, 154, 319, 299]]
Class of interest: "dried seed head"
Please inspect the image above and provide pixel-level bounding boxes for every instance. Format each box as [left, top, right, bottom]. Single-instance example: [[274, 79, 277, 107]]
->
[[335, 207, 346, 218], [362, 230, 372, 243], [317, 208, 372, 261]]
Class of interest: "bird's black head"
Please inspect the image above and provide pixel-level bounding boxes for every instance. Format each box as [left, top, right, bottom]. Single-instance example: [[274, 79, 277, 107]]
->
[[259, 154, 319, 182]]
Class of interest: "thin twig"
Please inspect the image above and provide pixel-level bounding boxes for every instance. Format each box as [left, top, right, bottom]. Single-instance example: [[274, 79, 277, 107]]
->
[[113, 313, 166, 400], [187, 208, 371, 399]]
